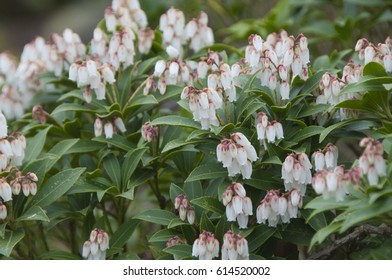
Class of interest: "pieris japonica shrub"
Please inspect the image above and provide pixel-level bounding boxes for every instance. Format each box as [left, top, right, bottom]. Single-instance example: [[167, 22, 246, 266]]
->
[[1, 0, 392, 260]]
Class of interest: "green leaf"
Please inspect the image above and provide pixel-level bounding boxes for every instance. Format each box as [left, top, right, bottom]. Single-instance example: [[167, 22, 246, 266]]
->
[[65, 140, 105, 154], [190, 196, 225, 215], [28, 167, 86, 208], [300, 70, 328, 95], [16, 206, 49, 222], [200, 212, 215, 233], [168, 218, 189, 228], [122, 148, 147, 187], [297, 104, 331, 118], [362, 61, 388, 77], [247, 225, 276, 252], [150, 116, 201, 129], [280, 219, 315, 246], [107, 219, 140, 257], [184, 181, 203, 200], [149, 229, 180, 243], [51, 103, 96, 115], [319, 119, 356, 143], [291, 126, 325, 143], [310, 222, 341, 248], [92, 135, 134, 151], [103, 154, 121, 188], [0, 228, 25, 257], [135, 209, 177, 226], [170, 183, 184, 203], [301, 209, 327, 232], [163, 244, 193, 259], [338, 76, 392, 97], [24, 126, 51, 162], [161, 139, 201, 153], [185, 163, 227, 182], [39, 251, 81, 260]]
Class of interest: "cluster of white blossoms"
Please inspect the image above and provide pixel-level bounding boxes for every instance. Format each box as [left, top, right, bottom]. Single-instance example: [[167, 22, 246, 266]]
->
[[192, 231, 220, 260], [255, 112, 284, 145], [185, 11, 214, 52], [0, 171, 38, 220], [69, 59, 116, 102], [82, 228, 110, 260], [148, 46, 195, 95], [281, 152, 312, 195], [358, 137, 386, 186], [245, 31, 310, 100], [105, 0, 147, 33], [256, 189, 302, 227], [222, 182, 253, 229], [0, 28, 86, 119], [174, 194, 195, 224], [312, 143, 339, 171], [108, 27, 136, 70], [221, 230, 249, 260], [94, 117, 126, 139], [160, 8, 214, 56], [180, 85, 222, 130], [167, 236, 187, 259], [355, 37, 392, 72], [216, 133, 258, 179], [0, 111, 27, 170]]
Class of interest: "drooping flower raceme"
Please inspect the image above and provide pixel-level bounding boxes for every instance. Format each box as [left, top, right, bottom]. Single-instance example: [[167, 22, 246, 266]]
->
[[256, 189, 302, 227], [222, 182, 253, 229], [281, 152, 312, 195], [141, 121, 159, 142], [358, 137, 386, 186], [216, 133, 258, 179], [192, 231, 219, 260], [174, 194, 195, 224], [185, 11, 214, 52], [221, 230, 249, 260], [82, 228, 109, 260], [181, 85, 222, 130], [255, 112, 284, 145], [355, 37, 392, 72]]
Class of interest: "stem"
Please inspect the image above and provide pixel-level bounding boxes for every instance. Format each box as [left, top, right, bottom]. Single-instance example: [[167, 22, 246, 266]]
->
[[101, 202, 113, 235], [123, 79, 148, 111], [222, 90, 231, 124], [111, 84, 119, 104]]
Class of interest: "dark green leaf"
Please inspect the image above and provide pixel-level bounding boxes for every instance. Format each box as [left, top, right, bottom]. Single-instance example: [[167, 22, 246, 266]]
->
[[150, 116, 201, 129], [185, 163, 227, 182], [0, 228, 25, 257], [16, 206, 49, 222], [107, 219, 140, 257], [24, 126, 51, 162], [190, 196, 225, 215], [135, 209, 177, 226]]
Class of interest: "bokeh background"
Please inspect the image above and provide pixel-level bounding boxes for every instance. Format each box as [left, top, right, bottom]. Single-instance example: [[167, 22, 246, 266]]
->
[[1, 0, 390, 57]]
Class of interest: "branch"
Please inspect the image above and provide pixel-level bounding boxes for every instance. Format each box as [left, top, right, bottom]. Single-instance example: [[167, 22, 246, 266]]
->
[[307, 224, 392, 260]]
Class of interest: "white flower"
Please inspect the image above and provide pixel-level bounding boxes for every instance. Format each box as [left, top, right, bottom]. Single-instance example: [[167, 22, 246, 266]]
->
[[83, 228, 109, 260], [222, 231, 249, 260], [192, 231, 219, 260], [104, 122, 114, 139], [0, 180, 12, 202]]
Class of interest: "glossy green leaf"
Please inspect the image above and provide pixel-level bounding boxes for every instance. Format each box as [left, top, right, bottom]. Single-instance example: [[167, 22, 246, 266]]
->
[[149, 229, 181, 243], [0, 228, 25, 257], [135, 209, 177, 226], [16, 206, 49, 222], [28, 167, 86, 208], [150, 116, 201, 129], [103, 154, 121, 188], [122, 148, 147, 187], [185, 163, 227, 182], [190, 196, 225, 215], [162, 244, 193, 259], [107, 219, 140, 257], [247, 225, 276, 252], [51, 103, 96, 115], [24, 126, 51, 162]]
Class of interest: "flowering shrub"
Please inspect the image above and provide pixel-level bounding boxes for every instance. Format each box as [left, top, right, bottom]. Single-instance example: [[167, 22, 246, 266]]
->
[[0, 0, 392, 260]]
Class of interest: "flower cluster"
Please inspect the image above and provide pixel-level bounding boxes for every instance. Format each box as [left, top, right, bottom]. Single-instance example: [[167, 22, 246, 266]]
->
[[256, 189, 302, 227], [0, 28, 86, 119], [166, 236, 187, 247], [255, 112, 284, 145], [312, 165, 346, 201], [149, 46, 195, 95], [159, 8, 214, 56], [358, 137, 386, 186], [221, 230, 249, 260], [222, 182, 252, 229], [245, 31, 310, 100], [216, 132, 258, 179], [180, 85, 222, 130], [0, 171, 38, 220], [312, 143, 339, 171], [69, 59, 116, 102], [141, 121, 159, 142], [94, 117, 126, 139], [0, 112, 27, 170], [185, 11, 214, 52], [174, 194, 195, 224], [82, 228, 110, 260], [281, 152, 312, 195], [355, 37, 392, 72], [192, 231, 220, 260], [104, 0, 147, 33], [108, 27, 136, 70]]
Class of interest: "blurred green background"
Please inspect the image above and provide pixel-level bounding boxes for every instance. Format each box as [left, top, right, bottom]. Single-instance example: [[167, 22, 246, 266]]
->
[[0, 0, 391, 57]]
